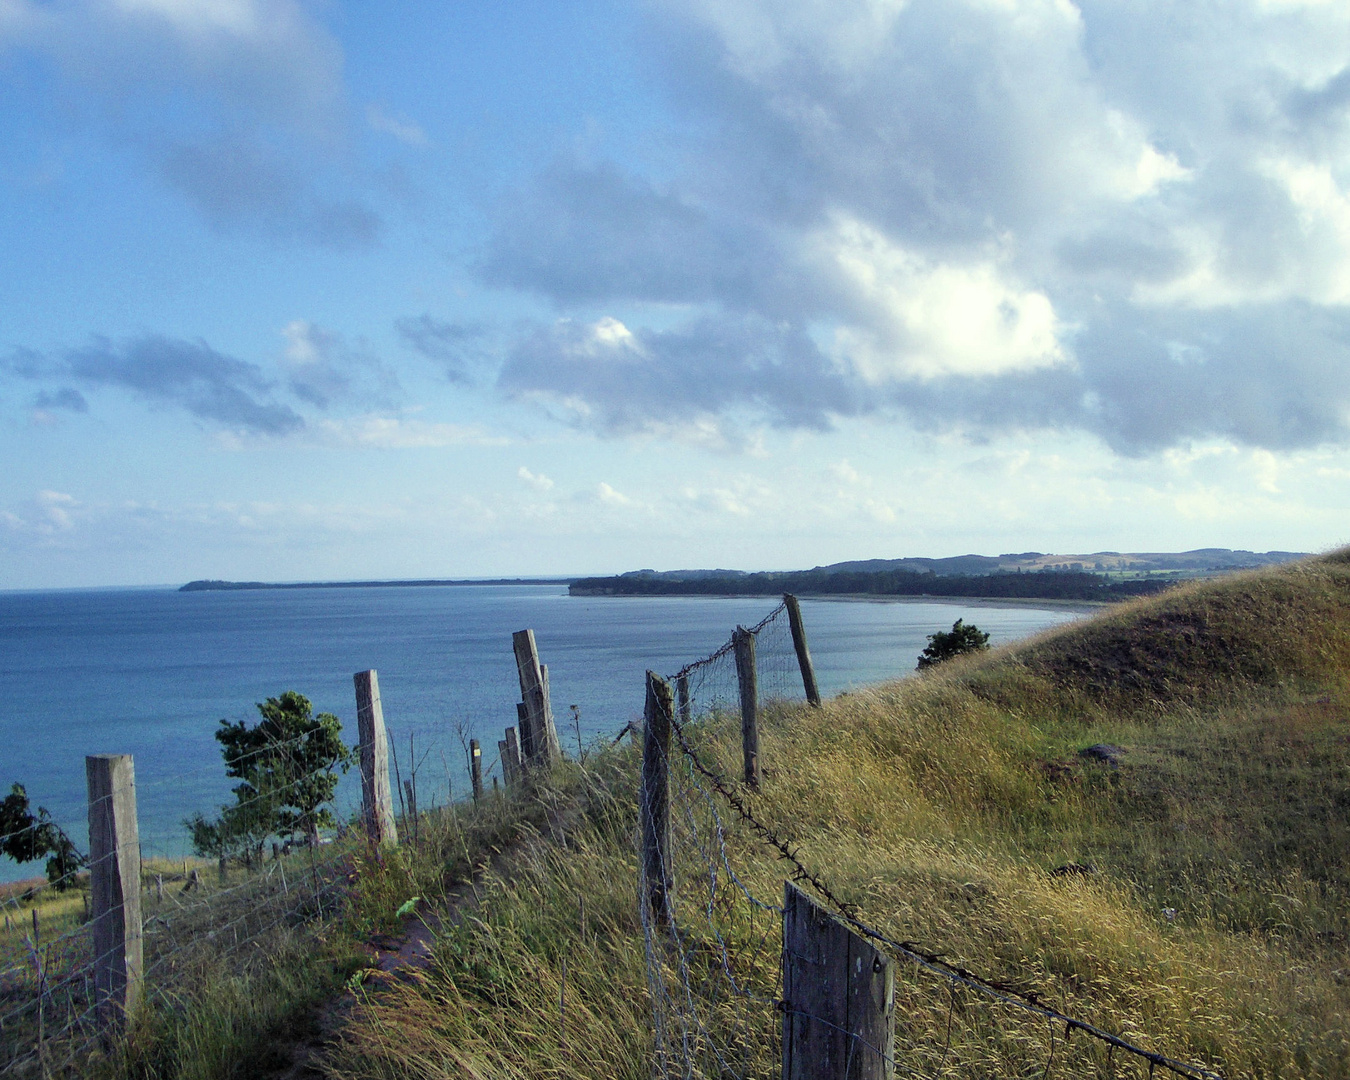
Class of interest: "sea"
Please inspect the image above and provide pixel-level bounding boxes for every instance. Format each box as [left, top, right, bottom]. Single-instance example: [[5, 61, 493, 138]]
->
[[0, 583, 1082, 882]]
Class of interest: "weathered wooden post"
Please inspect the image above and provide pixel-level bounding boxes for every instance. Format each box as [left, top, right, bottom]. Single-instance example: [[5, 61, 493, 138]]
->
[[513, 629, 561, 767], [641, 671, 674, 924], [783, 594, 822, 707], [733, 626, 761, 787], [676, 673, 691, 725], [353, 670, 398, 846], [782, 881, 894, 1080], [470, 739, 483, 802], [500, 726, 523, 787], [86, 754, 143, 1041], [515, 701, 536, 764]]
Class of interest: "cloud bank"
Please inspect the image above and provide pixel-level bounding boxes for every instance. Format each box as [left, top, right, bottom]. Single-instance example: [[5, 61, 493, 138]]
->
[[480, 0, 1350, 454]]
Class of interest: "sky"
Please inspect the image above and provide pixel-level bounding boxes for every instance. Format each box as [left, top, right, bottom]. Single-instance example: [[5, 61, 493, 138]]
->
[[4, 0, 1350, 588]]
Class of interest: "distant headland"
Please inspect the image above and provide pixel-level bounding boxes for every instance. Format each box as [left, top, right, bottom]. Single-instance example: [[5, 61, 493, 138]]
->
[[182, 548, 1307, 603], [567, 548, 1307, 603], [180, 577, 571, 592]]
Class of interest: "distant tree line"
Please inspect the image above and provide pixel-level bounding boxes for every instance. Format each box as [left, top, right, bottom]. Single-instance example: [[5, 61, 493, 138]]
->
[[568, 568, 1172, 602]]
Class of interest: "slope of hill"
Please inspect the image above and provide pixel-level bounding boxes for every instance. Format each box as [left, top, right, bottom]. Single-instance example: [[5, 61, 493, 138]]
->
[[325, 552, 1350, 1078]]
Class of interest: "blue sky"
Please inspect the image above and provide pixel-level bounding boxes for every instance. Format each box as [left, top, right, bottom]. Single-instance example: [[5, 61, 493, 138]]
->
[[3, 0, 1350, 588]]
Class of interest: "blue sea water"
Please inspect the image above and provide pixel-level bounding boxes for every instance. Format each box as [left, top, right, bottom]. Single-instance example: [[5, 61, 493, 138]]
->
[[0, 584, 1081, 882]]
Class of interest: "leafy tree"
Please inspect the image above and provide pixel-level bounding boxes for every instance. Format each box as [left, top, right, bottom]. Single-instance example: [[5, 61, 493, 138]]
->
[[916, 619, 991, 670], [0, 783, 86, 889], [187, 691, 352, 867]]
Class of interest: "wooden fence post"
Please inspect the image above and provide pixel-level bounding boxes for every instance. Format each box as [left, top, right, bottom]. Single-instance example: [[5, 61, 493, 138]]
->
[[470, 739, 483, 802], [676, 673, 691, 725], [516, 702, 536, 764], [86, 754, 143, 1041], [513, 629, 561, 767], [501, 726, 523, 787], [783, 594, 822, 707], [641, 671, 674, 923], [733, 626, 761, 787], [353, 670, 399, 846], [782, 881, 894, 1080]]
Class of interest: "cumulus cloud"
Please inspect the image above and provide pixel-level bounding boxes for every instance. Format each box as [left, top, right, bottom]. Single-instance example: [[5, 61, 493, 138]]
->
[[0, 0, 379, 246], [478, 0, 1350, 454]]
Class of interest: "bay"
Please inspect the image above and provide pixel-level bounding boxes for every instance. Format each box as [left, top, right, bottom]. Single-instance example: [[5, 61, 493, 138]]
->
[[0, 583, 1082, 881]]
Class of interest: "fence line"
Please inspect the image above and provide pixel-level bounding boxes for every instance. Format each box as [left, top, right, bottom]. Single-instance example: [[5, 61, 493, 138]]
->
[[2, 624, 566, 1077], [642, 597, 1228, 1080]]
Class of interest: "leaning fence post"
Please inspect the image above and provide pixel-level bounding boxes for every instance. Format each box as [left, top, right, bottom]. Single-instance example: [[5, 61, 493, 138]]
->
[[354, 670, 399, 846], [470, 738, 483, 802], [641, 671, 674, 923], [513, 629, 561, 767], [86, 754, 143, 1042], [783, 594, 822, 707], [733, 626, 761, 787], [782, 881, 894, 1080], [676, 673, 691, 724]]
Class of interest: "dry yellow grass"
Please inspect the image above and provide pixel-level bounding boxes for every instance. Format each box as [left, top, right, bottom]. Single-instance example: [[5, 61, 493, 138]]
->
[[326, 553, 1350, 1079]]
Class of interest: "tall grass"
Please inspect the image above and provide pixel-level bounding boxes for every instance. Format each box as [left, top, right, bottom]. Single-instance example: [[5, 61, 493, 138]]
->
[[327, 554, 1350, 1078]]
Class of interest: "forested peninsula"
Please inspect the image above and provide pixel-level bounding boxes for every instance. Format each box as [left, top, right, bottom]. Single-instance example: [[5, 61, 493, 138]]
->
[[568, 567, 1168, 602]]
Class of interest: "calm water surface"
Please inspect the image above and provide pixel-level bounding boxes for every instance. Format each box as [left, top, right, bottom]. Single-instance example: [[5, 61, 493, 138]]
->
[[0, 584, 1082, 880]]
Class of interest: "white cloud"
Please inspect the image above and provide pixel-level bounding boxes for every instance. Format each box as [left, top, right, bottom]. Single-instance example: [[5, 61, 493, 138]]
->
[[518, 466, 554, 490], [484, 0, 1350, 454], [596, 482, 631, 505], [311, 416, 508, 449], [110, 0, 262, 37], [819, 214, 1067, 381], [36, 490, 77, 530], [366, 104, 428, 147]]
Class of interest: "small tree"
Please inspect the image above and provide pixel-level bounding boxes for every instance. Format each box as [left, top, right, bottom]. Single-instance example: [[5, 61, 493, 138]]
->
[[916, 619, 991, 670], [188, 691, 352, 867], [0, 783, 86, 889]]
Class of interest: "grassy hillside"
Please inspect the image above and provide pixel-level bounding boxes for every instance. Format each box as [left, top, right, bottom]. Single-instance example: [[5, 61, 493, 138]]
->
[[324, 553, 1350, 1079]]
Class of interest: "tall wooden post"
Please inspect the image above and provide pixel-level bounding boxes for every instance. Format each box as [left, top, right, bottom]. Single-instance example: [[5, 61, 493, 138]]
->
[[470, 739, 483, 802], [783, 594, 822, 707], [676, 673, 691, 725], [641, 671, 674, 923], [733, 627, 760, 787], [782, 881, 894, 1080], [86, 754, 143, 1041], [354, 670, 398, 846], [513, 629, 561, 767]]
